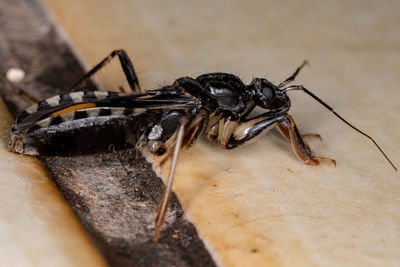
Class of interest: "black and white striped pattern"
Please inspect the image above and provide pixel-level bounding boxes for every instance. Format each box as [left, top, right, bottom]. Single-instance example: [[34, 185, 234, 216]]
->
[[29, 107, 144, 133], [17, 91, 121, 124]]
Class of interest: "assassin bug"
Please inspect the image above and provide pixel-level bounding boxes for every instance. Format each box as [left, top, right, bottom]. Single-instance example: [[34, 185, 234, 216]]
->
[[8, 49, 397, 243]]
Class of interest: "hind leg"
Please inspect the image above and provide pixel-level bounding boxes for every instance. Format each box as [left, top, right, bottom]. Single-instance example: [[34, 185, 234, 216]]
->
[[69, 49, 141, 93]]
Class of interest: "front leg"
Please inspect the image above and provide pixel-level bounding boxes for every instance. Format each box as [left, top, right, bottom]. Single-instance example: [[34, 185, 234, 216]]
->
[[69, 49, 142, 94], [218, 112, 335, 166], [277, 123, 322, 142], [277, 114, 335, 166], [218, 112, 287, 149]]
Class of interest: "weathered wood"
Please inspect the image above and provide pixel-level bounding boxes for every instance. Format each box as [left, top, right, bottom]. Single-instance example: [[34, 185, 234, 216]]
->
[[0, 0, 215, 266]]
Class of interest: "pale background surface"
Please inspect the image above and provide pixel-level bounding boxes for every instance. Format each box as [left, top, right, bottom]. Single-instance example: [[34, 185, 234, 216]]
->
[[2, 0, 400, 266]]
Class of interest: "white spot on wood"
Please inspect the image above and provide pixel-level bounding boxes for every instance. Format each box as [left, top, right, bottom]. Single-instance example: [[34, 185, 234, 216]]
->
[[6, 68, 25, 83]]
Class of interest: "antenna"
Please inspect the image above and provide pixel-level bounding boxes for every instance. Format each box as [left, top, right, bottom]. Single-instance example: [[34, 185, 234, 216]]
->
[[284, 85, 397, 171]]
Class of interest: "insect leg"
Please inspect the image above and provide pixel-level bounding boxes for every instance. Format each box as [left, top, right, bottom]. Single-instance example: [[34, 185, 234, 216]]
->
[[69, 49, 141, 93], [277, 114, 335, 166], [277, 126, 322, 142], [278, 60, 308, 88], [217, 116, 239, 148], [158, 110, 208, 167], [14, 87, 40, 103], [222, 112, 287, 149], [153, 118, 186, 244]]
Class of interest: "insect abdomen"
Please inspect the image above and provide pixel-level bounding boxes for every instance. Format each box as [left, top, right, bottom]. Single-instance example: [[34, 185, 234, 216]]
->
[[9, 106, 159, 155]]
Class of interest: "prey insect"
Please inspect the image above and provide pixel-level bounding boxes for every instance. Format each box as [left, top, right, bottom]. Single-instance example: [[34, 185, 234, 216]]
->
[[9, 49, 397, 243]]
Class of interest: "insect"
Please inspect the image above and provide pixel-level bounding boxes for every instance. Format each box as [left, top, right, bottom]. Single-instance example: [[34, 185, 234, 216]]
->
[[8, 50, 397, 243]]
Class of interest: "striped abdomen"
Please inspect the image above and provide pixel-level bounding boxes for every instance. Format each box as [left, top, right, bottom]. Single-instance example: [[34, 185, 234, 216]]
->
[[9, 91, 158, 155]]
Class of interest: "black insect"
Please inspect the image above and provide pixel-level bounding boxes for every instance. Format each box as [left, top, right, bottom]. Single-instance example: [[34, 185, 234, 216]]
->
[[9, 50, 397, 243]]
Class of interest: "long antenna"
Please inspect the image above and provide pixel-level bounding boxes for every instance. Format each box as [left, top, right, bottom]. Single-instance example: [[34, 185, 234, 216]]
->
[[284, 85, 397, 171]]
